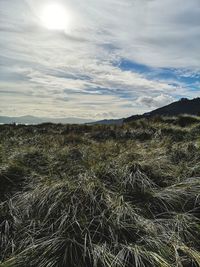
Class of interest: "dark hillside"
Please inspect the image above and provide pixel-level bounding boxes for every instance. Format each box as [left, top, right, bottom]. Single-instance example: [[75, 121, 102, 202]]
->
[[125, 97, 200, 123]]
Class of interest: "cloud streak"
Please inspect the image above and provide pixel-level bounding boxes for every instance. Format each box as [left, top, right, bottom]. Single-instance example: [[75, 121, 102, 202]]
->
[[0, 0, 199, 119]]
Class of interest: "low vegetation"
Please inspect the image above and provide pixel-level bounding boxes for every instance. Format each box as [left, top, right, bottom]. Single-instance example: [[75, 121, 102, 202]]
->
[[1, 115, 200, 267]]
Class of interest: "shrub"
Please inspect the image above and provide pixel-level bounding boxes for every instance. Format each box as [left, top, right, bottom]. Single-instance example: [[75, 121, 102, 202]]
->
[[176, 115, 200, 127], [0, 164, 26, 200]]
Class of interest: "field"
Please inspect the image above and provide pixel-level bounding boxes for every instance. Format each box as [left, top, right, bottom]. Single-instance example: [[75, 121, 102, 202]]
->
[[1, 116, 200, 267]]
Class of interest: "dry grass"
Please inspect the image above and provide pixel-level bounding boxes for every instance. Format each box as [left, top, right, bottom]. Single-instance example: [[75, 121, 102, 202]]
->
[[1, 116, 200, 266]]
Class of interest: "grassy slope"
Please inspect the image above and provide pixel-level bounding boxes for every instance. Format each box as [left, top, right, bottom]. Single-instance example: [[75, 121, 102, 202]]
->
[[1, 116, 200, 266]]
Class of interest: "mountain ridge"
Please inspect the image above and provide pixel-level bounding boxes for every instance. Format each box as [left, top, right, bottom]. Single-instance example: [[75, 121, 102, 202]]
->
[[124, 97, 200, 123], [1, 98, 200, 125], [0, 115, 94, 125]]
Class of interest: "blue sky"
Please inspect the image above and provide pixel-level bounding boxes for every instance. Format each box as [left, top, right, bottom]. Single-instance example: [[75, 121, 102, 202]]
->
[[0, 0, 200, 119]]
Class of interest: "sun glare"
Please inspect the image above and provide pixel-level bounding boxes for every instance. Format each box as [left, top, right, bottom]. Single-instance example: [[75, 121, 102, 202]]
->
[[40, 3, 70, 31]]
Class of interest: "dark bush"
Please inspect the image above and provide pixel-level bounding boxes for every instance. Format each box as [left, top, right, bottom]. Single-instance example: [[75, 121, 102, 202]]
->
[[0, 164, 26, 200], [176, 115, 200, 127]]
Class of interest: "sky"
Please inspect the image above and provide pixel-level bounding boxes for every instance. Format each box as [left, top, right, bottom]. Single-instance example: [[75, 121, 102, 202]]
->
[[0, 0, 200, 119]]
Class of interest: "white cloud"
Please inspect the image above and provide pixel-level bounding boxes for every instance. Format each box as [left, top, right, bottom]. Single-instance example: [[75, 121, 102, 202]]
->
[[136, 94, 175, 109], [0, 0, 199, 118]]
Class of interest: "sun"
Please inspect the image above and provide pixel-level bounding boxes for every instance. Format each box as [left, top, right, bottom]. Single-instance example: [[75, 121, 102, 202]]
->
[[40, 3, 70, 31]]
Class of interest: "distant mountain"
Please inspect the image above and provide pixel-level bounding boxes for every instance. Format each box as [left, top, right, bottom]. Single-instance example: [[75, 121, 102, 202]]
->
[[90, 118, 124, 125], [0, 115, 94, 125], [124, 97, 200, 123], [2, 98, 200, 125]]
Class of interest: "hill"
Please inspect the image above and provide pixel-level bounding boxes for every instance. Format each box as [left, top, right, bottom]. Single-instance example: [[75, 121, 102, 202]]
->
[[90, 118, 123, 125], [124, 97, 200, 123], [1, 116, 200, 266]]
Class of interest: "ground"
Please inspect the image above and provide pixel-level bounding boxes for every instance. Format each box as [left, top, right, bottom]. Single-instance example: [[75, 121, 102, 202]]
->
[[1, 116, 200, 267]]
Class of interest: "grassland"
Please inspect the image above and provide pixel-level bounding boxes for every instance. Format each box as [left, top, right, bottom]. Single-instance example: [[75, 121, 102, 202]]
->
[[1, 115, 200, 267]]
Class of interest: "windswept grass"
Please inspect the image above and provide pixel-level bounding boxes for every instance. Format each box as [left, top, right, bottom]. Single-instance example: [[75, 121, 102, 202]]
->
[[1, 116, 200, 266]]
